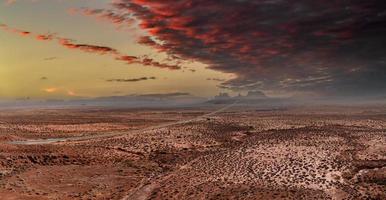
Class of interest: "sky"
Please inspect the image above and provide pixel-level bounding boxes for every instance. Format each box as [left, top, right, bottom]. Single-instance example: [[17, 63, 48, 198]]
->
[[1, 0, 386, 100]]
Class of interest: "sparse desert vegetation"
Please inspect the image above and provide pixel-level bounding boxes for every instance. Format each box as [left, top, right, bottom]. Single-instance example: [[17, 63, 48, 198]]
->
[[0, 105, 385, 199]]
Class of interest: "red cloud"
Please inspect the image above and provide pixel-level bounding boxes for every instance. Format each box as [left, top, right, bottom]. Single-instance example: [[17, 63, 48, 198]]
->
[[116, 55, 138, 64], [108, 0, 386, 96], [116, 55, 180, 70], [68, 7, 135, 28], [58, 38, 119, 55], [0, 24, 31, 36], [1, 23, 180, 70], [36, 34, 55, 41]]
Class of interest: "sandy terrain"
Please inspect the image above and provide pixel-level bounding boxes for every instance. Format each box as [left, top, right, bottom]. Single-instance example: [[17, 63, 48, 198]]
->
[[0, 105, 385, 199]]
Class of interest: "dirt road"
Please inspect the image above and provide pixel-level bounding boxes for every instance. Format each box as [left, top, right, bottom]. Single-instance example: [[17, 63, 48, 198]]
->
[[9, 102, 236, 145]]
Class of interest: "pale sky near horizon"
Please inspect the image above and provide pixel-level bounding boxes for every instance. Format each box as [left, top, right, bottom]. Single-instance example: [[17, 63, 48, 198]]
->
[[0, 0, 231, 100]]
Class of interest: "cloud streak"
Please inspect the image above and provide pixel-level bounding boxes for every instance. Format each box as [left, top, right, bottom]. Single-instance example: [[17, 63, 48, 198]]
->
[[42, 87, 78, 97], [42, 87, 58, 93], [106, 76, 156, 82], [58, 38, 119, 55], [0, 23, 181, 70], [138, 92, 190, 98], [0, 24, 31, 36]]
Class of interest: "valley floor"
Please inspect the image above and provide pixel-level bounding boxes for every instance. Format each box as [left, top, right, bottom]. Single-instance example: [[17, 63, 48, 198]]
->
[[0, 106, 385, 199]]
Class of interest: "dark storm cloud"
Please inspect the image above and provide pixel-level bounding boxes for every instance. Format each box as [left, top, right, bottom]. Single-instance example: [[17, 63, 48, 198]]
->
[[106, 76, 156, 82], [110, 0, 386, 97]]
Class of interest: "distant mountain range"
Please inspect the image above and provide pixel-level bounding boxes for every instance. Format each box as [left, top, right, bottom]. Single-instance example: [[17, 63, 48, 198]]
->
[[1, 91, 385, 109], [0, 93, 207, 109]]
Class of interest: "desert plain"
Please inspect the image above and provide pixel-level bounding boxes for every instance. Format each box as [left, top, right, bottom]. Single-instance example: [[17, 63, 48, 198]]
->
[[0, 105, 385, 200]]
